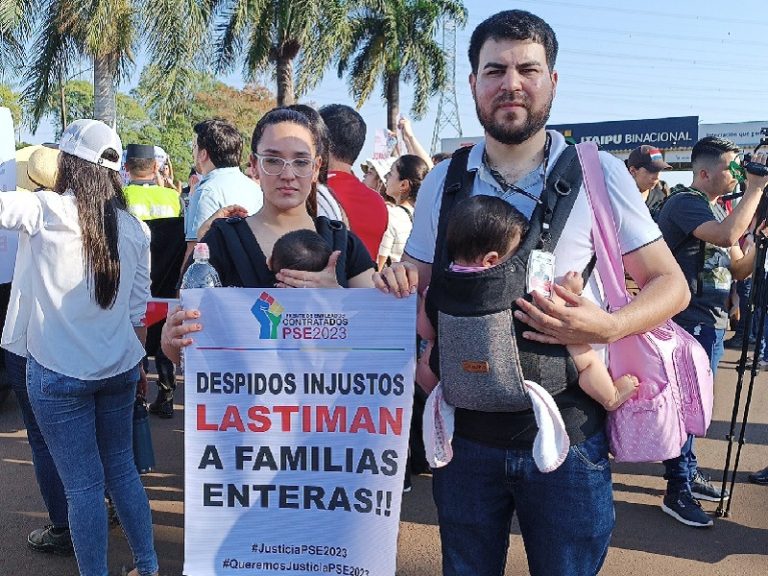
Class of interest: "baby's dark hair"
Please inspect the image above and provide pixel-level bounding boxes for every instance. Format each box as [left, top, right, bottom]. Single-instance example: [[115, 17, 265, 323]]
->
[[446, 196, 529, 263], [271, 229, 332, 273]]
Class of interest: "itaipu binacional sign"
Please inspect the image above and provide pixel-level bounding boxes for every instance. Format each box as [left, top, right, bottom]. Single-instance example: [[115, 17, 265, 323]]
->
[[548, 116, 699, 151]]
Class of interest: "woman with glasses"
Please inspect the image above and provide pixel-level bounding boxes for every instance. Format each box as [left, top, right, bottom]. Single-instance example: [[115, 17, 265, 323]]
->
[[161, 107, 380, 362]]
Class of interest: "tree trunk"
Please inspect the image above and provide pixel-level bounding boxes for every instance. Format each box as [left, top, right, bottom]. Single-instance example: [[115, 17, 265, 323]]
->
[[93, 55, 116, 126], [385, 70, 400, 132], [276, 55, 295, 106], [59, 69, 67, 132]]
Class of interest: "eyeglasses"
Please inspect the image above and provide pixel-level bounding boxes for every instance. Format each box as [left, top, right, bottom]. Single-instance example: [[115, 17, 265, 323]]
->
[[254, 154, 315, 178]]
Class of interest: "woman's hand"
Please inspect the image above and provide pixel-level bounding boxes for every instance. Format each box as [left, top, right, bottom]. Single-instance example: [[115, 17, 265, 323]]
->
[[160, 306, 203, 365], [373, 261, 418, 298], [275, 251, 342, 288], [196, 204, 249, 239]]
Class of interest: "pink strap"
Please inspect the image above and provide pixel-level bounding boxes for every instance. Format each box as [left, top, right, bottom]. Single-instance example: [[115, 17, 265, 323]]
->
[[575, 142, 631, 309]]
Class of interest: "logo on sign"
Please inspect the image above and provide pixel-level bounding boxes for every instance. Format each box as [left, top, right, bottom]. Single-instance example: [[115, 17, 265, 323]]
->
[[251, 292, 284, 339]]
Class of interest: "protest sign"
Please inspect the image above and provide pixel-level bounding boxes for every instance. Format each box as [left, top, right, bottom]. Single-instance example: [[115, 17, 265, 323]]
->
[[183, 288, 416, 576], [0, 107, 18, 283]]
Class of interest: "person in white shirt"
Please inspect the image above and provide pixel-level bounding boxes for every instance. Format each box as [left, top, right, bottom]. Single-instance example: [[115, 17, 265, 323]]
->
[[377, 154, 428, 270], [0, 120, 158, 576]]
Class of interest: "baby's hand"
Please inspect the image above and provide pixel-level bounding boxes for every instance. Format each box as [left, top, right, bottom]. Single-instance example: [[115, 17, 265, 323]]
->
[[559, 270, 584, 296]]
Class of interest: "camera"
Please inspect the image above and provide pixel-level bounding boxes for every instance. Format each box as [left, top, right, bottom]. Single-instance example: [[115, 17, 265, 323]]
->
[[743, 127, 768, 177]]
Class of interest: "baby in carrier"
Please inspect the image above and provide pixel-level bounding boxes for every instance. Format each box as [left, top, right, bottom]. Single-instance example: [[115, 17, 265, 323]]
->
[[417, 195, 638, 412]]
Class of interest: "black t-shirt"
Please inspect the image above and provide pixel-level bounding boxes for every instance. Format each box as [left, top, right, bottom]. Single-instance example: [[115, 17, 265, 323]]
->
[[200, 218, 375, 288]]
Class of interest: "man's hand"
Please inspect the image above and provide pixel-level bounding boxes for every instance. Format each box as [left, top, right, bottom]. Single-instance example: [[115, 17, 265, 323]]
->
[[745, 151, 768, 192], [514, 284, 620, 345]]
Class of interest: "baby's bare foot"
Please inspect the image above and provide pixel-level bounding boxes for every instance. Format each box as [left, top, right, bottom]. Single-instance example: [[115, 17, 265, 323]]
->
[[604, 374, 639, 411]]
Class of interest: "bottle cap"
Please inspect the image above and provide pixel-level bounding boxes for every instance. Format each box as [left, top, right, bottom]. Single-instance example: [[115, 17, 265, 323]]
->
[[193, 243, 210, 260]]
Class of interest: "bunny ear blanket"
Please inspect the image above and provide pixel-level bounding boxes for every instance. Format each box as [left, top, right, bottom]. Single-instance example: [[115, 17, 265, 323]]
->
[[423, 380, 570, 473]]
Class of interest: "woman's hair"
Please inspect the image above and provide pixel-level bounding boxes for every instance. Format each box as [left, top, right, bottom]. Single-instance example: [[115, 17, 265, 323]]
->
[[251, 107, 322, 217], [393, 154, 429, 203], [270, 229, 332, 273], [446, 196, 529, 264], [54, 149, 127, 309]]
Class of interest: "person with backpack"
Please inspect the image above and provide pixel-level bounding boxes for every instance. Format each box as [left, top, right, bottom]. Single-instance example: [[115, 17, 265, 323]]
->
[[655, 136, 768, 527], [160, 107, 379, 366], [374, 10, 689, 576]]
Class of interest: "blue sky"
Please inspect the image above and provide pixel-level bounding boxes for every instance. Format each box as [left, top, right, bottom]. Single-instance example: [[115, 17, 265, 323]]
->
[[15, 0, 768, 165]]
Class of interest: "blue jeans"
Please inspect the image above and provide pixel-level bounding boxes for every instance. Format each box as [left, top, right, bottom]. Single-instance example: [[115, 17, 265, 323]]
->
[[732, 279, 752, 341], [663, 323, 724, 494], [26, 356, 158, 576], [432, 432, 614, 576], [5, 351, 69, 528]]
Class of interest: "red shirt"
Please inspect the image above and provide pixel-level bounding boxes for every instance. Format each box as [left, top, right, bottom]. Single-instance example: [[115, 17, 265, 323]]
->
[[327, 171, 389, 260]]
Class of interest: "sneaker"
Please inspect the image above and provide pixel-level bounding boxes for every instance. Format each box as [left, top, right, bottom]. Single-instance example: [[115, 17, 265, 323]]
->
[[27, 525, 74, 556], [148, 389, 174, 418], [661, 493, 713, 527], [691, 471, 730, 502]]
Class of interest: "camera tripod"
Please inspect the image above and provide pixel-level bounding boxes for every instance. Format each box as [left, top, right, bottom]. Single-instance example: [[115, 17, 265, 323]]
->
[[717, 132, 768, 517]]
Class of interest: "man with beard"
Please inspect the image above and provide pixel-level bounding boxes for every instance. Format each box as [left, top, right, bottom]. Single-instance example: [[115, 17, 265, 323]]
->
[[377, 10, 689, 575]]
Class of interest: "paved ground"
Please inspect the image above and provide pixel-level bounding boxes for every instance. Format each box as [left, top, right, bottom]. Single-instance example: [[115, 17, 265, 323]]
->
[[1, 343, 767, 575]]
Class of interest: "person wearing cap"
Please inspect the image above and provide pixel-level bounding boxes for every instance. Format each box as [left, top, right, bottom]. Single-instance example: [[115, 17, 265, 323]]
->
[[1, 145, 74, 556], [0, 119, 159, 576], [124, 143, 183, 221], [124, 143, 185, 418], [319, 104, 388, 260], [362, 157, 397, 199], [626, 144, 672, 216], [656, 136, 768, 528]]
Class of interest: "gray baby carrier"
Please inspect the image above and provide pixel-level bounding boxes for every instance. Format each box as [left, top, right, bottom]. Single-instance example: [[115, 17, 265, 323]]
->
[[424, 143, 589, 412]]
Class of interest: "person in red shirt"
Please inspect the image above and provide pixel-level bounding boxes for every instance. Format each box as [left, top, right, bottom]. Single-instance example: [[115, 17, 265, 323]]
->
[[319, 104, 388, 260]]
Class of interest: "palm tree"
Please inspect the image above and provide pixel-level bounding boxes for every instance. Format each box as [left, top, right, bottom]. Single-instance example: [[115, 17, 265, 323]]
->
[[336, 0, 466, 131], [22, 1, 210, 129], [212, 0, 349, 106], [0, 0, 34, 73]]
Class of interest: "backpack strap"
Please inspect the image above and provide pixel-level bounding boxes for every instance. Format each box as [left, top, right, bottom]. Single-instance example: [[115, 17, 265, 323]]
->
[[433, 145, 476, 266], [315, 216, 349, 288], [397, 204, 414, 223]]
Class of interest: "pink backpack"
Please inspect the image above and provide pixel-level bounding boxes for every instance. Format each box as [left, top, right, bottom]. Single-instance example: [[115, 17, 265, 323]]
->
[[577, 142, 714, 462]]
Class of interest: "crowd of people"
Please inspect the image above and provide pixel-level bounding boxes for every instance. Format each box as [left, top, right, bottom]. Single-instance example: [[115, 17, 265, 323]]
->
[[2, 8, 768, 576]]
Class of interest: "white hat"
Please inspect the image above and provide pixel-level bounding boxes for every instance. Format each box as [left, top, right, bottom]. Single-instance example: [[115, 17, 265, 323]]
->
[[59, 119, 122, 172], [362, 157, 397, 182]]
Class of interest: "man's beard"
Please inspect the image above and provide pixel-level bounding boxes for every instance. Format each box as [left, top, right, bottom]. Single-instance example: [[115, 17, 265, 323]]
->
[[475, 91, 554, 145]]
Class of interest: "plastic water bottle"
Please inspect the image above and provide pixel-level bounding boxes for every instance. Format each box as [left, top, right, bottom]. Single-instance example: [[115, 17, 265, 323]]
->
[[133, 397, 156, 474], [181, 243, 222, 289]]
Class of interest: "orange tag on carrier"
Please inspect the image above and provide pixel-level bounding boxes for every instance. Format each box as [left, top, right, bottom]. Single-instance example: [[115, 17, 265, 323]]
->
[[462, 361, 490, 374]]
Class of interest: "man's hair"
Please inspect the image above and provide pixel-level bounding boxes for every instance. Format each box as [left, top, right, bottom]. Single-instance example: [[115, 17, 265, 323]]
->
[[125, 157, 155, 175], [271, 229, 332, 273], [446, 196, 530, 264], [193, 119, 243, 169], [691, 136, 740, 170], [318, 104, 366, 165], [468, 10, 558, 74], [432, 152, 452, 164]]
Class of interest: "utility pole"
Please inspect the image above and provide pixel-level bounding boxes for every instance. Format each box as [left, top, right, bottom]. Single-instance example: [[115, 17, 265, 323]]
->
[[430, 17, 462, 155]]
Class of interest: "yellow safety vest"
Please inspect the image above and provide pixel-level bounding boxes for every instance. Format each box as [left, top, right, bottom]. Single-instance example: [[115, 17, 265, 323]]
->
[[124, 182, 182, 221]]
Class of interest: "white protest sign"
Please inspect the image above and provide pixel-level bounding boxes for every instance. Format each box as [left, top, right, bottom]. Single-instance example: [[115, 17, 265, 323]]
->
[[0, 107, 19, 283], [183, 288, 416, 576]]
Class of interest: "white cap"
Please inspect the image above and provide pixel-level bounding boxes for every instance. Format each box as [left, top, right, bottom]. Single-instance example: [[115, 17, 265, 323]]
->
[[59, 119, 122, 172], [362, 157, 397, 182], [193, 243, 210, 260]]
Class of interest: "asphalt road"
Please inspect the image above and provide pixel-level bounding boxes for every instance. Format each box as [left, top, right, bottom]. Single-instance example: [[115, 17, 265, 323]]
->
[[1, 344, 767, 576]]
